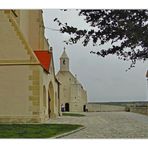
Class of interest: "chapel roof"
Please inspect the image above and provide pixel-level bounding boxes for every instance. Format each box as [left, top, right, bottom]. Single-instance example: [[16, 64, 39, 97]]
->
[[34, 50, 52, 73]]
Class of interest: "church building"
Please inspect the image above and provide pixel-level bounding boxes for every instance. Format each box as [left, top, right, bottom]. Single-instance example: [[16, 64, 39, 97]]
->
[[56, 48, 87, 112], [0, 10, 61, 123]]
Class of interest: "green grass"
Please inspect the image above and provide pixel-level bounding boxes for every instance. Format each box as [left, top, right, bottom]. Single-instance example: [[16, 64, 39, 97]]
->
[[0, 124, 83, 138], [62, 112, 85, 117]]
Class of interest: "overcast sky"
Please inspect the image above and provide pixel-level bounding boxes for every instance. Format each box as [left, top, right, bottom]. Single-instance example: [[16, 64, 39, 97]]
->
[[43, 9, 148, 102]]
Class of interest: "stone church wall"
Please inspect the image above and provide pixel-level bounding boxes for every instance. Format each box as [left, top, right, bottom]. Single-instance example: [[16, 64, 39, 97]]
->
[[0, 65, 43, 123], [0, 10, 60, 123]]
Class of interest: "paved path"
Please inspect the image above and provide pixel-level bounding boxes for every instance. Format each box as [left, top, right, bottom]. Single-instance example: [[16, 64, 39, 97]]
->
[[49, 112, 148, 138]]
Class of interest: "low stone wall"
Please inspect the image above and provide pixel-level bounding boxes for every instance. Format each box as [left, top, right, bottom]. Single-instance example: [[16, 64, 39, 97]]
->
[[129, 106, 148, 115], [87, 103, 125, 112]]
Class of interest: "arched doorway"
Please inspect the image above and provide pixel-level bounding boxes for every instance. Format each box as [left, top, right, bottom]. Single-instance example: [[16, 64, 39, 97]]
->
[[48, 82, 54, 118], [65, 103, 69, 112], [43, 86, 46, 108], [48, 94, 51, 118], [55, 92, 57, 108], [83, 105, 86, 112]]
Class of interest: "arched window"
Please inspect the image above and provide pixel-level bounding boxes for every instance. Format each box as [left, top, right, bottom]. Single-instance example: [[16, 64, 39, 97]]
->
[[63, 59, 65, 65]]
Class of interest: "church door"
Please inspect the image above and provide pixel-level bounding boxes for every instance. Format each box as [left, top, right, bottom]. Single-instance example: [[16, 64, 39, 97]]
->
[[65, 103, 69, 112], [83, 105, 86, 112]]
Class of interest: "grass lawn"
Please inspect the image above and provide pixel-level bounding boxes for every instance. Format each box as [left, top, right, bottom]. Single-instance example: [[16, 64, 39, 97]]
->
[[0, 124, 83, 138], [62, 112, 85, 117]]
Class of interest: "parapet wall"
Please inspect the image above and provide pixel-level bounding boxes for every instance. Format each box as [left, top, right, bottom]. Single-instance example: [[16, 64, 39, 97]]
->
[[129, 106, 148, 115], [87, 103, 125, 112]]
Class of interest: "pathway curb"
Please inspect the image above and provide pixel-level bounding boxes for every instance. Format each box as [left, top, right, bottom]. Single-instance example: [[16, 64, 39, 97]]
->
[[51, 126, 85, 139]]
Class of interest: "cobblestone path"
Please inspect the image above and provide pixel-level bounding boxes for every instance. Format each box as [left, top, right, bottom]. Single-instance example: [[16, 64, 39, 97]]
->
[[49, 112, 148, 138]]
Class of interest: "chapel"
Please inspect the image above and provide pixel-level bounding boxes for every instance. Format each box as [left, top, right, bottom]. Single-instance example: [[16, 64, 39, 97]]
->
[[56, 48, 87, 112]]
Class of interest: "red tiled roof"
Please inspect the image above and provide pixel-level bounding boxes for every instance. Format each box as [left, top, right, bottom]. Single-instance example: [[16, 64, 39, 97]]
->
[[34, 50, 52, 73]]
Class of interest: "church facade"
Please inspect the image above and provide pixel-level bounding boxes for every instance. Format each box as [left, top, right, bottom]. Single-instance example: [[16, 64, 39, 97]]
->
[[56, 49, 87, 112], [0, 10, 61, 123]]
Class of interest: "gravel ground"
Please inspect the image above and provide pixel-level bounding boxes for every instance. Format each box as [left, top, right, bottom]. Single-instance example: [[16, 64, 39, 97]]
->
[[49, 112, 148, 138]]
